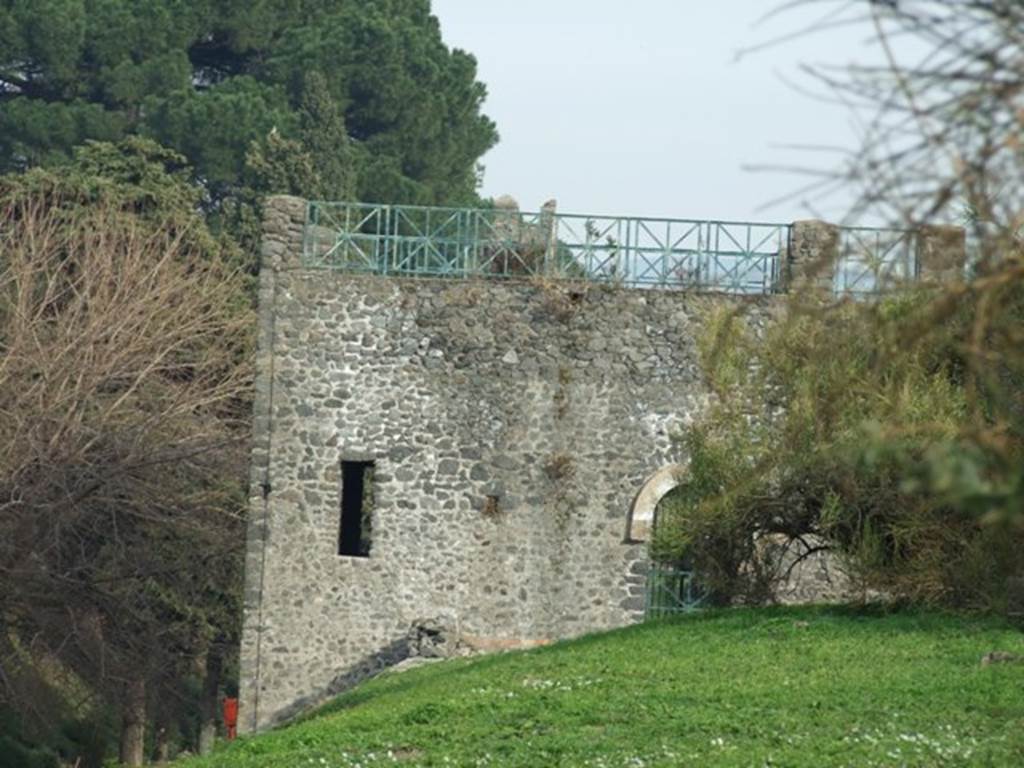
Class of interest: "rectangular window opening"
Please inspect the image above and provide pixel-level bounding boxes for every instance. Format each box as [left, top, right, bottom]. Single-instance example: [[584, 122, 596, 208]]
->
[[339, 460, 374, 557]]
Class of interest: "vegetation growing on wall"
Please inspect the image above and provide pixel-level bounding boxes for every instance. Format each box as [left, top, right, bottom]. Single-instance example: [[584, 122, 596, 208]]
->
[[653, 270, 1024, 610], [654, 0, 1024, 613]]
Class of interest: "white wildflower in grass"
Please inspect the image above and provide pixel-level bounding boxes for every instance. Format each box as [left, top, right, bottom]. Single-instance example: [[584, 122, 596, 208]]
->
[[202, 609, 1023, 768], [520, 675, 605, 693]]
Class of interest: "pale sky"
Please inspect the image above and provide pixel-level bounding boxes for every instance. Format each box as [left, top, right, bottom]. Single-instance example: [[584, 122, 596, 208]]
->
[[431, 1, 887, 224]]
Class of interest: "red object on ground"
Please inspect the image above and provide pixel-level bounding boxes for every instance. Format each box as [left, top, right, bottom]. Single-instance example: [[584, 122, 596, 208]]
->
[[223, 697, 239, 740]]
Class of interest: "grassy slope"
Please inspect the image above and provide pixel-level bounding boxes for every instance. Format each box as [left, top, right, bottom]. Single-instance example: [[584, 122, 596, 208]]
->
[[183, 607, 1024, 767]]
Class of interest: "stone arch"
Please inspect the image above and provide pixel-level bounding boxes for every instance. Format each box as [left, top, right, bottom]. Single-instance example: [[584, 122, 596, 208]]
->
[[625, 464, 688, 542]]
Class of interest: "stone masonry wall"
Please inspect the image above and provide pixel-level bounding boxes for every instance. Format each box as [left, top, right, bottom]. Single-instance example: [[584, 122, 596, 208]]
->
[[240, 198, 967, 732], [238, 197, 781, 732]]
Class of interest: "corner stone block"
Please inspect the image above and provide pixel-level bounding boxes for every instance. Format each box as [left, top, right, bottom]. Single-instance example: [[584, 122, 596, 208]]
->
[[539, 199, 558, 275], [788, 220, 839, 295], [916, 224, 966, 284], [261, 195, 308, 272]]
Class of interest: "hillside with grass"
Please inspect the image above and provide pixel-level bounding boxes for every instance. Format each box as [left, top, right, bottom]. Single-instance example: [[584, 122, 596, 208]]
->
[[180, 607, 1024, 768]]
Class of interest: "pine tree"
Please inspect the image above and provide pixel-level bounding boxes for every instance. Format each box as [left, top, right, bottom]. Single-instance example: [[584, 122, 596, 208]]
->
[[0, 1, 498, 205]]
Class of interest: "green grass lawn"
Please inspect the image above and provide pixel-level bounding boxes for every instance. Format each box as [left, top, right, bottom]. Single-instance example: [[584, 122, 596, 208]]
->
[[182, 606, 1024, 767]]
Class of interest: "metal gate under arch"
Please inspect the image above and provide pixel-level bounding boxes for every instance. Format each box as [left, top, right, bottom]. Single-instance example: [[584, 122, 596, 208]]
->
[[644, 564, 706, 619]]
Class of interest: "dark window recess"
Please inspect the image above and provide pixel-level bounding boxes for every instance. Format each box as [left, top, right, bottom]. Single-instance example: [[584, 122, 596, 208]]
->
[[339, 461, 374, 557]]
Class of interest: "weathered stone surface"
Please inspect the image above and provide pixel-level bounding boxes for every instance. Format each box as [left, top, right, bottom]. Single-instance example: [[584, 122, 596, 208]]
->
[[760, 534, 853, 606], [917, 224, 967, 284], [789, 220, 839, 294], [239, 197, 905, 734], [981, 651, 1021, 667], [409, 617, 459, 658], [239, 197, 756, 732]]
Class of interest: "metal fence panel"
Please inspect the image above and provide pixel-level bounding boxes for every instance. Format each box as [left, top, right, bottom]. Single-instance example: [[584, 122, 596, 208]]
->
[[305, 202, 924, 297], [305, 202, 789, 294], [835, 226, 918, 296], [644, 565, 706, 619]]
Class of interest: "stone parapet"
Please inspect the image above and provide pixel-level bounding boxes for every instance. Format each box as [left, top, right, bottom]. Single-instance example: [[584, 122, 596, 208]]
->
[[261, 195, 307, 272], [916, 224, 967, 284], [788, 220, 839, 295]]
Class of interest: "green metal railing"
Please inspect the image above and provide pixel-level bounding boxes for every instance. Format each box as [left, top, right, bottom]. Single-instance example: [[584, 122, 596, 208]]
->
[[305, 201, 787, 294], [836, 226, 918, 295], [644, 564, 706, 619], [304, 201, 924, 297]]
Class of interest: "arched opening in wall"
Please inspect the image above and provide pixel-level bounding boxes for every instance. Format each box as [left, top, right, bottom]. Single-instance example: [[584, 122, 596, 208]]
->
[[627, 464, 705, 615], [625, 464, 686, 544]]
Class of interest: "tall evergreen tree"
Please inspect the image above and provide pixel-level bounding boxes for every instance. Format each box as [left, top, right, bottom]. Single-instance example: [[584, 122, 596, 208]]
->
[[299, 71, 359, 202], [0, 1, 498, 205]]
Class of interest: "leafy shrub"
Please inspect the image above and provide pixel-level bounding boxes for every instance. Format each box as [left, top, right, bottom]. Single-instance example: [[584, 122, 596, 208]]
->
[[654, 264, 1024, 611]]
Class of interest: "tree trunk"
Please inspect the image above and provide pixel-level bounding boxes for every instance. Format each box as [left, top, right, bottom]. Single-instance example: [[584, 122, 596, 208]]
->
[[153, 726, 170, 764], [119, 678, 146, 767], [198, 720, 217, 757], [198, 646, 223, 755], [152, 702, 172, 764]]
